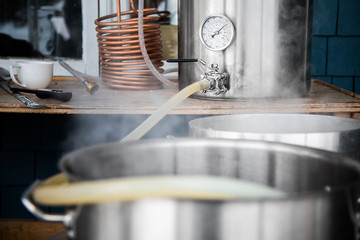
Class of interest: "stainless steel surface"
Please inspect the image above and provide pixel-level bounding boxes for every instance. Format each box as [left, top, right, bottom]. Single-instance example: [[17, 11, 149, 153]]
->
[[59, 60, 99, 95], [56, 138, 360, 240], [0, 76, 46, 108], [22, 181, 69, 222], [178, 0, 313, 99], [189, 114, 360, 160]]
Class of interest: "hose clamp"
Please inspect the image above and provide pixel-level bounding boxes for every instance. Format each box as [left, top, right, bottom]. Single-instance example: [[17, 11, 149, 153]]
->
[[199, 62, 229, 95]]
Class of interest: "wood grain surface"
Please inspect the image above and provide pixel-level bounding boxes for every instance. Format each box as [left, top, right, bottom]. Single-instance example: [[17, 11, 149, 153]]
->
[[0, 220, 65, 240], [0, 79, 359, 115]]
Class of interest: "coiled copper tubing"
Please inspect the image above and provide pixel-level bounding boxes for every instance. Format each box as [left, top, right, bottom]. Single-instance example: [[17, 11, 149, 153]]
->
[[94, 0, 165, 90]]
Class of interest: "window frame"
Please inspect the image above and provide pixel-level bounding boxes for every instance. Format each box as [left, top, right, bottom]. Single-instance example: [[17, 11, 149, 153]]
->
[[0, 0, 100, 76]]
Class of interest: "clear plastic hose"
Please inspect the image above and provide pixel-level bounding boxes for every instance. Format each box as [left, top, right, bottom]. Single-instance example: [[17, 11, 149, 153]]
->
[[121, 79, 210, 142], [33, 173, 285, 206], [120, 0, 210, 142], [138, 0, 177, 88]]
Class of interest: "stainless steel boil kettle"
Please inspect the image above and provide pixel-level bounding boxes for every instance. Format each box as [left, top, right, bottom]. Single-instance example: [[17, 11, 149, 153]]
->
[[23, 138, 360, 240], [178, 0, 313, 99], [189, 114, 360, 161]]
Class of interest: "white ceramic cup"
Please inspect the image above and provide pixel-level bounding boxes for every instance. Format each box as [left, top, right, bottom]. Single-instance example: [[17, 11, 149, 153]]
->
[[9, 61, 54, 89]]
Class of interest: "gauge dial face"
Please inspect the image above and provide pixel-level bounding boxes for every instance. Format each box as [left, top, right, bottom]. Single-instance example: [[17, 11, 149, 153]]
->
[[199, 15, 235, 51]]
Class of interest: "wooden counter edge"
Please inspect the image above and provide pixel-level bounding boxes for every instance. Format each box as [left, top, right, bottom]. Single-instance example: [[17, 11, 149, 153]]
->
[[52, 76, 78, 81], [312, 79, 359, 99], [0, 219, 65, 240]]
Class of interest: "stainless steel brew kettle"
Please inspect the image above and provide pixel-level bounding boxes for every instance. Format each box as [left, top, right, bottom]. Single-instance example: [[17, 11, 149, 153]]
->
[[178, 0, 313, 99]]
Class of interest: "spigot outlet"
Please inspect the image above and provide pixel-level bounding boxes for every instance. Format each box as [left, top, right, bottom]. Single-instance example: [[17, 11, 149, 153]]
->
[[200, 62, 229, 95]]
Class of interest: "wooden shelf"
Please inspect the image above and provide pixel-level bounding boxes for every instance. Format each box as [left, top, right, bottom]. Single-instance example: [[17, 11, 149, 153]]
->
[[1, 79, 360, 116], [0, 220, 65, 240]]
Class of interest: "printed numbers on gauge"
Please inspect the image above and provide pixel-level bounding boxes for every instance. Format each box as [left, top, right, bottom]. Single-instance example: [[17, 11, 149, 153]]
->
[[200, 15, 235, 51]]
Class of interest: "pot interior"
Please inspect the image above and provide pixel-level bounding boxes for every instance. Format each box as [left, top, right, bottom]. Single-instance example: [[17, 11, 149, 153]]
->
[[189, 114, 360, 134]]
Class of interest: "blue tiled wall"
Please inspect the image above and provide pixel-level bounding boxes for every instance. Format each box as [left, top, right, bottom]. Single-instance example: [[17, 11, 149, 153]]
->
[[0, 114, 68, 218], [312, 0, 360, 93]]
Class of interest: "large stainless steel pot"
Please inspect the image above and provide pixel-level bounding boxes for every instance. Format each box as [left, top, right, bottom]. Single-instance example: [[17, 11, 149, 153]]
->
[[189, 114, 360, 160], [178, 0, 313, 99], [24, 138, 360, 240]]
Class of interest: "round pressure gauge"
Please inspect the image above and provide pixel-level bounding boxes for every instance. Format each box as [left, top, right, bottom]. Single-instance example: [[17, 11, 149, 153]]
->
[[199, 14, 235, 51]]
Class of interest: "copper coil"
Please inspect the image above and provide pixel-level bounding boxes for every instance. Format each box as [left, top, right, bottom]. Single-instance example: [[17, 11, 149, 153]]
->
[[94, 3, 164, 90]]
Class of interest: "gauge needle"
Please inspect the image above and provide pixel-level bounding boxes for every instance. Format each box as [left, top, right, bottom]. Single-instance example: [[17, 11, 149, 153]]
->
[[211, 24, 227, 38]]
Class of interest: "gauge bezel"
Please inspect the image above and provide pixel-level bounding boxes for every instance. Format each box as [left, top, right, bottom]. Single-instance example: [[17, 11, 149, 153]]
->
[[199, 14, 235, 51]]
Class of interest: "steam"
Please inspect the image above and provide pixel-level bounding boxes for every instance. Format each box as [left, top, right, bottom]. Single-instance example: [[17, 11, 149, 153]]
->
[[67, 114, 207, 151], [65, 0, 314, 150], [232, 0, 310, 99]]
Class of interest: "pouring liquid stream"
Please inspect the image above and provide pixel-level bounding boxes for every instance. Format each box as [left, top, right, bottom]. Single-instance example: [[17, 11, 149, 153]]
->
[[120, 0, 209, 142], [121, 79, 210, 142]]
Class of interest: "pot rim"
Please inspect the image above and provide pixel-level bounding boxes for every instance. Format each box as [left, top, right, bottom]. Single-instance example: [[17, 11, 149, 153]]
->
[[189, 114, 360, 135], [58, 138, 360, 202]]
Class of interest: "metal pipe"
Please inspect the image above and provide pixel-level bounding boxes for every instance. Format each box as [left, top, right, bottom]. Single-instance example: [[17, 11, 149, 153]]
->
[[59, 60, 99, 95]]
